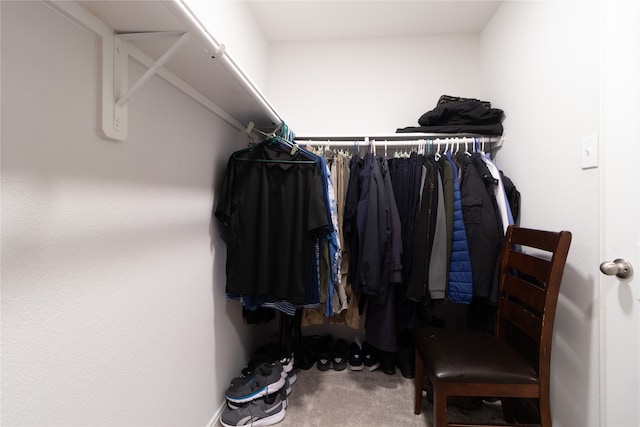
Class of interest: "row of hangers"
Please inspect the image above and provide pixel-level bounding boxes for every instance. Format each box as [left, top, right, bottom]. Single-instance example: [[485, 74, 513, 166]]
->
[[237, 121, 320, 164], [302, 136, 489, 159], [241, 121, 494, 165]]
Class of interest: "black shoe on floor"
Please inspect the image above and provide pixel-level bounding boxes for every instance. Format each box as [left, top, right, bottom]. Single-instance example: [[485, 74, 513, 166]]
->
[[300, 335, 321, 370], [379, 350, 397, 375], [396, 345, 415, 379], [240, 342, 282, 377], [347, 342, 364, 371], [332, 339, 348, 371], [396, 330, 415, 379], [361, 341, 380, 371], [316, 334, 333, 371]]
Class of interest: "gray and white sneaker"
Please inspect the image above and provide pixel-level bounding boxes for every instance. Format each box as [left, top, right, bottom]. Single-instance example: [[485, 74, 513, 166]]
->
[[225, 362, 285, 404], [280, 353, 294, 375], [219, 392, 285, 427], [228, 378, 291, 410], [286, 370, 297, 386]]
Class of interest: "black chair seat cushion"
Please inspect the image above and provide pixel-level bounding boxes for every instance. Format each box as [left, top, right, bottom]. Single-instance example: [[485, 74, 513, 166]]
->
[[413, 327, 538, 384]]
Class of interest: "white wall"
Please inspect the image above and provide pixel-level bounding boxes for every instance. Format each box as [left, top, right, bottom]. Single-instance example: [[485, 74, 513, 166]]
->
[[0, 1, 263, 425], [481, 3, 600, 426], [266, 35, 483, 135], [265, 2, 601, 426]]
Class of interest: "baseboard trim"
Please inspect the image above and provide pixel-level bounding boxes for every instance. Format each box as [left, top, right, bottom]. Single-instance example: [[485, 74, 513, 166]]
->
[[206, 401, 226, 427]]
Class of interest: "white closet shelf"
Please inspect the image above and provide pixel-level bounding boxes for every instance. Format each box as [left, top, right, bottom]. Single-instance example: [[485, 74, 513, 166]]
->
[[44, 0, 281, 141]]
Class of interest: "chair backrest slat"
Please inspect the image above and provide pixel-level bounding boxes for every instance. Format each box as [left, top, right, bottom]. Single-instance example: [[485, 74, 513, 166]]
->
[[502, 273, 547, 314], [496, 226, 572, 378], [504, 250, 552, 285], [499, 297, 542, 341], [508, 226, 564, 253]]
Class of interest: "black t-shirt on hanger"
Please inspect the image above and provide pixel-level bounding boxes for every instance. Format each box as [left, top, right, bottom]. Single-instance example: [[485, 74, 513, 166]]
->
[[216, 142, 331, 305]]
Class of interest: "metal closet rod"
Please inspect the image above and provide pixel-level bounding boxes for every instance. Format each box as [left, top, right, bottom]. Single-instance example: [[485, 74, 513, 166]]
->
[[295, 134, 502, 147]]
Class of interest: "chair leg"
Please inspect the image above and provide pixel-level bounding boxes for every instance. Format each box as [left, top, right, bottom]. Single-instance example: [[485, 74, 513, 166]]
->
[[414, 348, 424, 415], [433, 384, 447, 427], [539, 396, 552, 427]]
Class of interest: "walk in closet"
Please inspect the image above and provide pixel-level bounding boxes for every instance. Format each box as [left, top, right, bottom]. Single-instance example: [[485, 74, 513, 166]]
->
[[2, 1, 639, 427]]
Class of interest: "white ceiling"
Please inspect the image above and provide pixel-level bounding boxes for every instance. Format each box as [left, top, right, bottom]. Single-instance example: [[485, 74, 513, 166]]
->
[[246, 0, 503, 42]]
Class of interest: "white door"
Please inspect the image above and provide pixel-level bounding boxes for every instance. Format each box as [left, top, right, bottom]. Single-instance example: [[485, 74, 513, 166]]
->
[[600, 2, 640, 426]]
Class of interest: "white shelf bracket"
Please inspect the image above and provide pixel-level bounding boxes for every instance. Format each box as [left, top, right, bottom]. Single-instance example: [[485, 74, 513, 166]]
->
[[111, 34, 128, 140], [115, 32, 191, 108], [109, 31, 191, 141], [43, 2, 192, 141]]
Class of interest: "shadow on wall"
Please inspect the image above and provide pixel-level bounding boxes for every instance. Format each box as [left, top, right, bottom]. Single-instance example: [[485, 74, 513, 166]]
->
[[209, 213, 278, 397], [208, 133, 279, 402], [551, 261, 597, 427]]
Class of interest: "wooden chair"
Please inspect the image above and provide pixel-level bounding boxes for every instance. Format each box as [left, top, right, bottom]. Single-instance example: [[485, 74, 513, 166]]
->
[[413, 225, 572, 427]]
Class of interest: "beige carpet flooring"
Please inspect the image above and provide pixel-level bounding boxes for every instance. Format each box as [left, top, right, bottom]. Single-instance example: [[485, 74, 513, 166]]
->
[[278, 366, 507, 427]]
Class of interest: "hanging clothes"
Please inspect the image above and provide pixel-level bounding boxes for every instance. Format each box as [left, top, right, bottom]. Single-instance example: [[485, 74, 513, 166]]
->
[[318, 157, 342, 315], [328, 151, 360, 328], [363, 154, 403, 354], [427, 167, 447, 300], [482, 152, 514, 233], [215, 139, 332, 306], [457, 151, 503, 302], [387, 153, 423, 333], [217, 131, 521, 356], [445, 151, 473, 304], [343, 153, 364, 294], [283, 136, 517, 346], [406, 155, 438, 304], [500, 170, 521, 224], [388, 153, 423, 285], [438, 154, 454, 278], [302, 150, 356, 328], [325, 157, 346, 314], [357, 153, 402, 293]]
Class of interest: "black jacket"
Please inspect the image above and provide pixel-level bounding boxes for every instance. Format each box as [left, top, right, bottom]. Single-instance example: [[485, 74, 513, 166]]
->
[[457, 152, 503, 301]]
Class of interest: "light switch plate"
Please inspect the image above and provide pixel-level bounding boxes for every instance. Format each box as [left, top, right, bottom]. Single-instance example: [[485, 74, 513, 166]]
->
[[582, 135, 598, 169]]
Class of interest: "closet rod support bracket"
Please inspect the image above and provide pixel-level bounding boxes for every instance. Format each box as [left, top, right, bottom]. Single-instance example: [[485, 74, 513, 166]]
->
[[114, 32, 191, 109], [108, 31, 192, 140]]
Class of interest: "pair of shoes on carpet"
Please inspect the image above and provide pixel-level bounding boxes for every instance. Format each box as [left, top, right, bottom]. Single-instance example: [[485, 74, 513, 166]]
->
[[222, 360, 296, 427], [229, 345, 294, 389], [350, 335, 414, 377], [220, 387, 287, 427], [240, 343, 294, 377], [357, 341, 394, 375], [229, 363, 296, 391], [316, 335, 349, 371], [226, 361, 286, 404], [227, 375, 294, 410], [346, 341, 379, 371]]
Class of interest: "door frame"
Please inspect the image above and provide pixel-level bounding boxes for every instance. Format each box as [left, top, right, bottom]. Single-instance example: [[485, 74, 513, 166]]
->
[[599, 1, 640, 426]]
